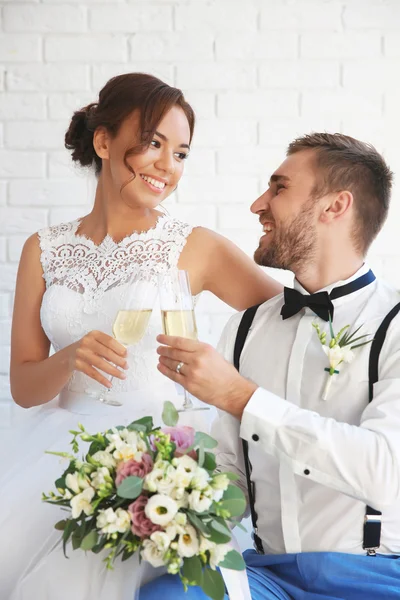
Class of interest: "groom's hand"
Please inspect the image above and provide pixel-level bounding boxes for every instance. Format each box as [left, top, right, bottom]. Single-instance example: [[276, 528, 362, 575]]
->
[[156, 335, 257, 419]]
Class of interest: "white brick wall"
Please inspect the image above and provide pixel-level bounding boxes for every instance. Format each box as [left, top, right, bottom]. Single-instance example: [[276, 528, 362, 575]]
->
[[0, 0, 400, 434]]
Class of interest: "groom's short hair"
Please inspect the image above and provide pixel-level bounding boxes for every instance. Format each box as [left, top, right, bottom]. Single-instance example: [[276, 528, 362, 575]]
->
[[287, 132, 393, 255]]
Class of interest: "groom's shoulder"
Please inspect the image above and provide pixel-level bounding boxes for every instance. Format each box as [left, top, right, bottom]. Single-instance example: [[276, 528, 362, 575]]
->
[[225, 292, 284, 333]]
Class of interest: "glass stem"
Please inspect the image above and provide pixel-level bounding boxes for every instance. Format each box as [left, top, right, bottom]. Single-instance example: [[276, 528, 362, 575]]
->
[[182, 388, 194, 410]]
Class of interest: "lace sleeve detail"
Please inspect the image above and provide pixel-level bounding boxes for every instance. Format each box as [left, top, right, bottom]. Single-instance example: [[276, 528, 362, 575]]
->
[[164, 219, 195, 269], [37, 220, 80, 289]]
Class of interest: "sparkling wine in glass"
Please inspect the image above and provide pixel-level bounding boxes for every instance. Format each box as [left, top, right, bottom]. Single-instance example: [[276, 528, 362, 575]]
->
[[96, 275, 158, 406], [158, 270, 209, 412]]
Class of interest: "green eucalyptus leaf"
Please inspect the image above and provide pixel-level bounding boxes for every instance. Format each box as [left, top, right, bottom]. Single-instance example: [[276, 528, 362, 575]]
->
[[80, 529, 99, 551], [62, 519, 77, 558], [203, 452, 217, 471], [128, 416, 154, 432], [219, 549, 246, 571], [194, 432, 218, 449], [223, 472, 240, 481], [182, 556, 203, 586], [220, 485, 246, 517], [187, 511, 211, 536], [206, 525, 231, 544], [209, 517, 231, 538], [162, 401, 179, 427], [117, 475, 143, 499], [55, 519, 67, 531], [201, 568, 225, 600], [198, 444, 205, 468]]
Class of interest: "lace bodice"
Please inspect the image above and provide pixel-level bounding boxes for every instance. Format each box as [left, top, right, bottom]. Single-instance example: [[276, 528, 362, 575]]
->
[[39, 215, 194, 397]]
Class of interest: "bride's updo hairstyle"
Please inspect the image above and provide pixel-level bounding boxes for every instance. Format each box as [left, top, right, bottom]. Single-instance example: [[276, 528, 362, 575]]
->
[[65, 73, 195, 175]]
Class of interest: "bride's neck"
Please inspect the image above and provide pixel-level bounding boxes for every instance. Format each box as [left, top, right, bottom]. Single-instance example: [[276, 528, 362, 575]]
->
[[80, 176, 162, 243]]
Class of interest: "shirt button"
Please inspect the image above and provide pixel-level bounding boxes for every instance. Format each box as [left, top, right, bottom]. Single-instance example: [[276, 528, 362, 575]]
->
[[304, 469, 310, 475], [252, 434, 259, 442]]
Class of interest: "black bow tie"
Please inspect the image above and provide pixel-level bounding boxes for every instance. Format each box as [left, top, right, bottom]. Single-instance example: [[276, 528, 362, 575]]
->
[[280, 269, 376, 322]]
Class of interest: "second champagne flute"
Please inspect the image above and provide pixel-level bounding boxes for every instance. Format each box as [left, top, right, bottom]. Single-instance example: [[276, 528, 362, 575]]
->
[[158, 270, 209, 412]]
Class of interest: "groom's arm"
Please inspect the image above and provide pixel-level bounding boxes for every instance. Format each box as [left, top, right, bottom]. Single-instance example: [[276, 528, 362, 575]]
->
[[157, 319, 400, 512]]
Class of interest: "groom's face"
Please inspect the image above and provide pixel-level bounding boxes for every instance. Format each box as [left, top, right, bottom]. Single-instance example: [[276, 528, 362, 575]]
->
[[251, 150, 321, 273]]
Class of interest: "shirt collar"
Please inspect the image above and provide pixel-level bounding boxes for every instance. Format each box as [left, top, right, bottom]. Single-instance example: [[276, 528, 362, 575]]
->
[[294, 263, 371, 296]]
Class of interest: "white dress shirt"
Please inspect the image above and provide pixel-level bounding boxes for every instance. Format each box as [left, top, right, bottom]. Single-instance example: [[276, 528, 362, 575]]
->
[[213, 265, 400, 555]]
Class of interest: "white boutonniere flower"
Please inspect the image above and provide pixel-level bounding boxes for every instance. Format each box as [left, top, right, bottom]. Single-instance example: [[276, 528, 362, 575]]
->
[[313, 318, 373, 400]]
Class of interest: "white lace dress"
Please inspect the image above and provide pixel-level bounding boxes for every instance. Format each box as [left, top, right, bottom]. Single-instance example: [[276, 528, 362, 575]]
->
[[0, 214, 205, 600]]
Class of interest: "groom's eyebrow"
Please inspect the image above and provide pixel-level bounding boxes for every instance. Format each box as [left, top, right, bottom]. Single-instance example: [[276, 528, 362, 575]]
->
[[154, 130, 190, 149], [269, 174, 291, 185]]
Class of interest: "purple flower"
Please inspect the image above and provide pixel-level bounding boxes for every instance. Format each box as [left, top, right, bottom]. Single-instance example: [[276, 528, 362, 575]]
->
[[162, 426, 197, 459], [128, 495, 161, 539], [115, 454, 153, 487]]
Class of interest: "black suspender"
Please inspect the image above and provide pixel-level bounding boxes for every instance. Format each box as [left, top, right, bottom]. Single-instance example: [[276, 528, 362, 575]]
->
[[363, 301, 400, 554], [233, 304, 264, 554], [233, 301, 400, 557]]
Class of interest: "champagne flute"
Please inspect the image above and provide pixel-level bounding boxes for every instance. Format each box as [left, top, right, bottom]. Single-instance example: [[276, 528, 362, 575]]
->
[[95, 274, 158, 406], [158, 270, 209, 412]]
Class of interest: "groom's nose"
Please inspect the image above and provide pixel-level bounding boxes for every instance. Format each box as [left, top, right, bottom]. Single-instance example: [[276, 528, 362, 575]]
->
[[250, 189, 270, 214]]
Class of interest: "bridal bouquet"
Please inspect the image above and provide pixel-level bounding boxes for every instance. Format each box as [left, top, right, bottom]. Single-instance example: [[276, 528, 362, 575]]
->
[[42, 402, 246, 600]]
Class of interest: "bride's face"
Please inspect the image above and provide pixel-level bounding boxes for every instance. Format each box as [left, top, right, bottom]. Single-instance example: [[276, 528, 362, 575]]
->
[[95, 105, 191, 209]]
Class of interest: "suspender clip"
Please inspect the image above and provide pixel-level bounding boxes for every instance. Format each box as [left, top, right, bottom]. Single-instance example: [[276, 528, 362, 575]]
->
[[366, 548, 378, 556], [364, 514, 382, 523]]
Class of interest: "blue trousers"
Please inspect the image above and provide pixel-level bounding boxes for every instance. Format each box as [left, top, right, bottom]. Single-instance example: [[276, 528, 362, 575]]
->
[[138, 550, 400, 599]]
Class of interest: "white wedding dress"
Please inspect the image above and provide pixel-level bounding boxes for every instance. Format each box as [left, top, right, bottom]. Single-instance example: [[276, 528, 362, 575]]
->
[[0, 214, 209, 600]]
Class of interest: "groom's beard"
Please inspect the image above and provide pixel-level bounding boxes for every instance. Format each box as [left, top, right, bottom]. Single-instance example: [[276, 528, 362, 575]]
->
[[254, 200, 317, 273]]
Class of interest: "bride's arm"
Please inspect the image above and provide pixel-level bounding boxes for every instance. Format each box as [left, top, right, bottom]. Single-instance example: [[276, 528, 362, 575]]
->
[[179, 227, 282, 310], [10, 235, 128, 408]]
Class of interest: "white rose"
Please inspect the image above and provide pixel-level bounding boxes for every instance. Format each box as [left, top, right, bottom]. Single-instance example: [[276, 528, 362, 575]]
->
[[143, 465, 176, 495], [191, 468, 210, 491], [96, 507, 131, 534], [188, 489, 213, 513], [145, 494, 178, 526], [177, 524, 200, 558], [66, 472, 90, 495], [173, 455, 198, 475], [171, 488, 189, 509], [91, 451, 116, 469], [91, 467, 111, 489], [174, 469, 193, 489], [150, 531, 171, 553], [141, 539, 167, 568], [209, 543, 230, 570], [70, 487, 95, 519]]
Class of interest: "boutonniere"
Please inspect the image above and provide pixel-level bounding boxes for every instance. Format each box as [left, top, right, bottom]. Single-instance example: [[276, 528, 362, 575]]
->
[[313, 319, 373, 400]]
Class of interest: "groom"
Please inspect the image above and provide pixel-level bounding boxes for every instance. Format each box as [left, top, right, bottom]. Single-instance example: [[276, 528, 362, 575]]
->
[[142, 133, 400, 599]]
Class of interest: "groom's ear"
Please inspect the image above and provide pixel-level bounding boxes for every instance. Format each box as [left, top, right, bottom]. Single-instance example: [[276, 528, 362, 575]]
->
[[93, 126, 110, 161], [319, 190, 354, 224]]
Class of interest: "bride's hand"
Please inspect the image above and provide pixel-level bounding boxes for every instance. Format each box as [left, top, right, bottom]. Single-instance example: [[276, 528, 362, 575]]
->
[[68, 331, 128, 388]]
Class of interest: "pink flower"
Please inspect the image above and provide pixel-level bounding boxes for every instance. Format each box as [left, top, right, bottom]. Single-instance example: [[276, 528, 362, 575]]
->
[[162, 426, 197, 459], [115, 454, 153, 487], [128, 495, 161, 538]]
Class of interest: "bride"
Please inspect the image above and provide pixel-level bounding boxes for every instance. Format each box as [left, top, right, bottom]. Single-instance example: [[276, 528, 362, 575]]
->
[[0, 73, 281, 599]]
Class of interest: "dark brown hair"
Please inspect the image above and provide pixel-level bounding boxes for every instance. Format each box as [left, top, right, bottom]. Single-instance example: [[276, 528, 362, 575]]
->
[[287, 132, 393, 254], [65, 73, 195, 175]]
